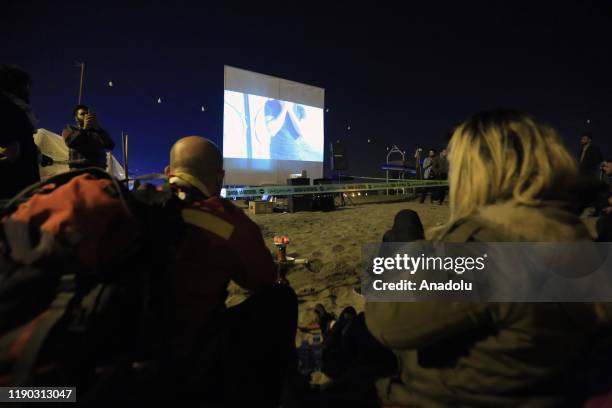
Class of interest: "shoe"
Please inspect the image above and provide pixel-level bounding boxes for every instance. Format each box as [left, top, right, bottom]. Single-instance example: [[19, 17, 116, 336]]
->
[[314, 304, 336, 338]]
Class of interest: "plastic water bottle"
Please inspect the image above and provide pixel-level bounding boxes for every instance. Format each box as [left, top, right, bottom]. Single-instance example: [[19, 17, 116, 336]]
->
[[297, 340, 312, 376], [311, 334, 324, 372]]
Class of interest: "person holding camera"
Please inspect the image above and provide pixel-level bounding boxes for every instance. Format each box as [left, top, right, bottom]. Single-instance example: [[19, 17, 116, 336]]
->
[[61, 104, 114, 169], [578, 132, 603, 177]]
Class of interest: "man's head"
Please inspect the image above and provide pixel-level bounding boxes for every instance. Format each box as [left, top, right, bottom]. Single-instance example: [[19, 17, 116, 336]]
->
[[73, 104, 89, 127], [165, 136, 225, 197], [580, 133, 592, 146], [603, 159, 612, 176], [428, 149, 436, 157], [0, 64, 31, 103], [440, 148, 448, 158]]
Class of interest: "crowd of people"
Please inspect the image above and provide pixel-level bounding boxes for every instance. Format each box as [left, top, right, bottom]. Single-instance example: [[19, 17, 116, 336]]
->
[[1, 63, 612, 407], [417, 147, 449, 204]]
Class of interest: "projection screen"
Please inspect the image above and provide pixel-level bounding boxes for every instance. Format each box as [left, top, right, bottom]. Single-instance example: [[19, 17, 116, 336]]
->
[[223, 66, 325, 185]]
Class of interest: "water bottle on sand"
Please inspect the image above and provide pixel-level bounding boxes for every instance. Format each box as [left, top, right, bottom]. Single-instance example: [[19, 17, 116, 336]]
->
[[297, 339, 312, 376], [311, 334, 323, 372]]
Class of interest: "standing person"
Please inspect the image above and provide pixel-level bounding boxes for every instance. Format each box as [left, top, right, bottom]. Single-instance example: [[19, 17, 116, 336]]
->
[[432, 147, 449, 204], [414, 148, 423, 179], [419, 148, 436, 203], [61, 104, 114, 169], [578, 132, 603, 177], [0, 64, 40, 198], [597, 159, 612, 216]]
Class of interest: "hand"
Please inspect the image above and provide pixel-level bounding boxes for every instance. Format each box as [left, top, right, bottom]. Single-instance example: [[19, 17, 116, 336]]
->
[[84, 113, 98, 129], [0, 141, 21, 163]]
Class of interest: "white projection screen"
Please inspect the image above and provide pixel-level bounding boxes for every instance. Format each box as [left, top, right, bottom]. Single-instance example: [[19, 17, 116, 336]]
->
[[223, 66, 325, 185]]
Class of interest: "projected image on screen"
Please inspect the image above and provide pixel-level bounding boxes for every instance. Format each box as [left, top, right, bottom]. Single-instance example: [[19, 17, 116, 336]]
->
[[223, 90, 324, 162]]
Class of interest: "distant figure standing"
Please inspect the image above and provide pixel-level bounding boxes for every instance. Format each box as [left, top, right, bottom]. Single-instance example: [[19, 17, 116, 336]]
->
[[432, 147, 449, 204], [0, 64, 40, 198], [62, 104, 114, 169], [419, 148, 437, 203], [578, 132, 603, 177], [414, 148, 423, 179]]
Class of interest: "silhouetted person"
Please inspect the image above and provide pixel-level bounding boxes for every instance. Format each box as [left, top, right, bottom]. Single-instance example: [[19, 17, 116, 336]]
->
[[382, 209, 425, 242], [432, 147, 449, 204], [0, 64, 40, 198], [578, 132, 603, 177], [419, 148, 436, 203], [62, 104, 114, 169]]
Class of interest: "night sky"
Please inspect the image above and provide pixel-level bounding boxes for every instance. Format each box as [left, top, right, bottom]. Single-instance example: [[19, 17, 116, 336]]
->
[[3, 1, 612, 179]]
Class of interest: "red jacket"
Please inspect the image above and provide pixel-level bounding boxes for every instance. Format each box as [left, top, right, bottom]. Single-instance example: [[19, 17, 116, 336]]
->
[[171, 196, 276, 354]]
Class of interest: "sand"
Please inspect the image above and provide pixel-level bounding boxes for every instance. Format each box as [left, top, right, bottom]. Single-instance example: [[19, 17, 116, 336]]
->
[[226, 199, 451, 330], [226, 198, 599, 334]]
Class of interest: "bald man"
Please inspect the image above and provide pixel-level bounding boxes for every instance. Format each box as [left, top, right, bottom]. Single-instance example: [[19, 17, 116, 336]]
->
[[163, 136, 297, 407]]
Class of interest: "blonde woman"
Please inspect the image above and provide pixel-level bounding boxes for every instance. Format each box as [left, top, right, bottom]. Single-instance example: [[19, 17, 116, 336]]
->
[[365, 110, 609, 407]]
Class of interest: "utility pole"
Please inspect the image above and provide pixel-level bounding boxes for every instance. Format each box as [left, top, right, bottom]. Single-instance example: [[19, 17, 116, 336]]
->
[[75, 62, 85, 104]]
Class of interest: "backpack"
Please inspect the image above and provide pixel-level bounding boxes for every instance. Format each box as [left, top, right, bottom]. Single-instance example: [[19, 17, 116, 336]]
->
[[0, 168, 184, 404]]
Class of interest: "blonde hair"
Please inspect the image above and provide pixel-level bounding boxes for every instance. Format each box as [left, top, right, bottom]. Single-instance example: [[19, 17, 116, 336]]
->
[[445, 110, 577, 228]]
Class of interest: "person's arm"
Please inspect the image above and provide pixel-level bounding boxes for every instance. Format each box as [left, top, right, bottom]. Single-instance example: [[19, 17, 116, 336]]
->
[[85, 113, 115, 150], [62, 125, 84, 148], [365, 301, 490, 350], [226, 209, 277, 291], [93, 127, 115, 150], [62, 125, 113, 152], [265, 101, 289, 137], [285, 104, 306, 139]]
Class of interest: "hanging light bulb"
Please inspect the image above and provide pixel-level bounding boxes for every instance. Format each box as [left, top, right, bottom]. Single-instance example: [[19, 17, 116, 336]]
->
[[108, 81, 113, 87], [157, 97, 162, 104]]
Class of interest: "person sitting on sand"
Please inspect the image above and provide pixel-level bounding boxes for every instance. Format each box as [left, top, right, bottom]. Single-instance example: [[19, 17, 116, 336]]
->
[[365, 110, 612, 407], [316, 110, 611, 407], [163, 136, 297, 407]]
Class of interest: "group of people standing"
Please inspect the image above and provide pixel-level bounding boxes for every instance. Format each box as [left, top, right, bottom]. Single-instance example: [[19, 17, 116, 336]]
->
[[416, 147, 449, 204]]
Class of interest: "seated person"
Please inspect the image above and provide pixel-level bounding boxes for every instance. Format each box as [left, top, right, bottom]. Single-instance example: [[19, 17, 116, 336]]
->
[[382, 209, 425, 242], [318, 110, 610, 407], [162, 136, 297, 407], [62, 104, 114, 169]]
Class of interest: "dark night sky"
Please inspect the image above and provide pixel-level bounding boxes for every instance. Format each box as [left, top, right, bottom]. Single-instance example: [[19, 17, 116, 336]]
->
[[3, 1, 612, 179]]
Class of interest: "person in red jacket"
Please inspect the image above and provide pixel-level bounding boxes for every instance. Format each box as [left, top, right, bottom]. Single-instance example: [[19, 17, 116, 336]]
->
[[164, 135, 297, 407]]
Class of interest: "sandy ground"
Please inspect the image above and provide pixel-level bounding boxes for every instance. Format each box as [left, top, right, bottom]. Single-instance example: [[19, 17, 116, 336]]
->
[[225, 197, 599, 336], [226, 199, 451, 331]]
